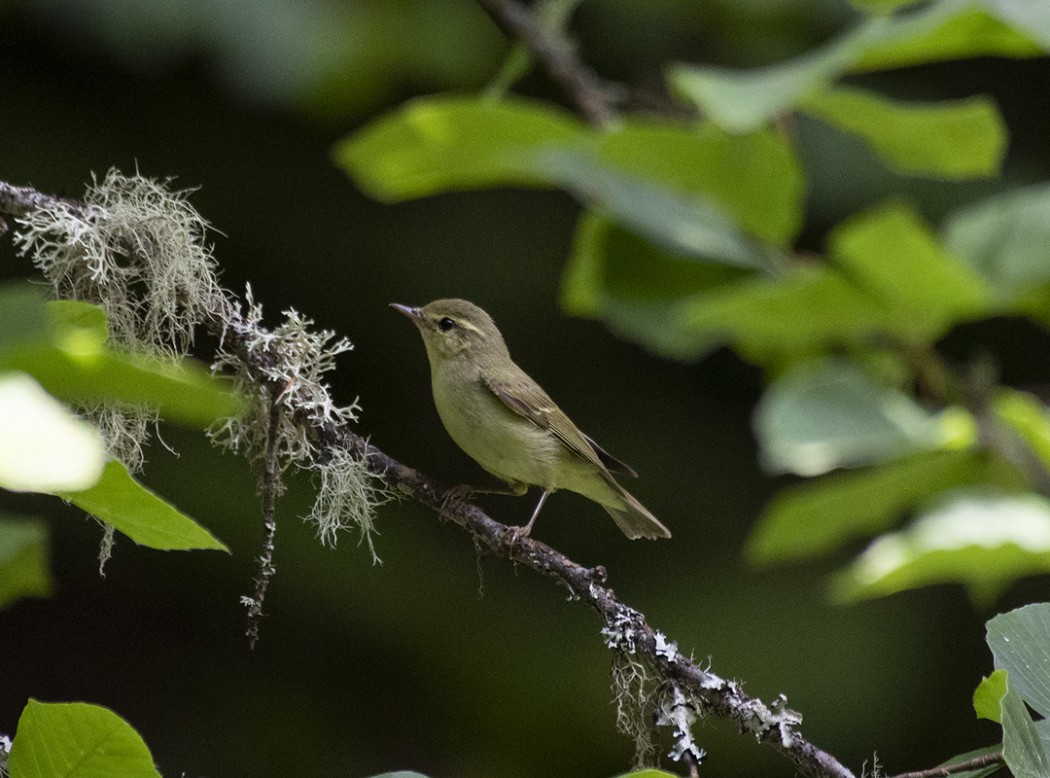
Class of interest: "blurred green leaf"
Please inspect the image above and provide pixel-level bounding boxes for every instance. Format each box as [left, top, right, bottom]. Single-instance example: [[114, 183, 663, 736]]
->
[[595, 122, 805, 245], [853, 0, 1043, 71], [669, 1, 1040, 133], [561, 214, 751, 359], [944, 182, 1050, 299], [339, 99, 779, 269], [828, 202, 990, 337], [749, 448, 985, 565], [835, 491, 1050, 603], [988, 0, 1050, 51], [680, 266, 890, 365], [0, 515, 52, 609], [755, 359, 946, 476], [801, 87, 1006, 179], [333, 96, 585, 199], [9, 699, 161, 778], [0, 285, 242, 428], [57, 461, 228, 552], [849, 0, 924, 11], [534, 147, 770, 268], [668, 23, 875, 133], [994, 389, 1050, 472], [613, 771, 680, 778], [988, 604, 1050, 718], [974, 669, 1008, 723], [0, 373, 106, 493]]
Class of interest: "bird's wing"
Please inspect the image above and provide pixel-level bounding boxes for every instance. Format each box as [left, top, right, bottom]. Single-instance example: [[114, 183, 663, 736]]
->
[[482, 370, 634, 478]]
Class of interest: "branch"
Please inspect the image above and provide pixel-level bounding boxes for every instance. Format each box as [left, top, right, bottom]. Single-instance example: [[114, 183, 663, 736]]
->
[[0, 178, 855, 778], [475, 0, 619, 127], [888, 751, 1004, 778]]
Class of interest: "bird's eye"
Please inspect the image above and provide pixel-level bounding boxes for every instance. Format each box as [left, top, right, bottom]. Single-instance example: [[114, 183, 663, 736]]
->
[[437, 317, 456, 332]]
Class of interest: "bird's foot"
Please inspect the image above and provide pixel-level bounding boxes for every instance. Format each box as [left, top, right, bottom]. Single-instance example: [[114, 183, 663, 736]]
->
[[500, 523, 532, 548], [439, 484, 477, 517]]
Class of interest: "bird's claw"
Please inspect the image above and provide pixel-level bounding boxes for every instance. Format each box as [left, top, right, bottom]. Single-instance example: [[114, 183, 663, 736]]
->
[[440, 484, 476, 516]]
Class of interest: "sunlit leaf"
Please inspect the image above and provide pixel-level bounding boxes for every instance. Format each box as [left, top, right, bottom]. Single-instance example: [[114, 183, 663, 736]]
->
[[0, 373, 106, 493], [0, 515, 52, 609], [835, 491, 1050, 603], [755, 359, 946, 476], [748, 448, 985, 564], [9, 700, 161, 778], [801, 87, 1006, 179], [974, 669, 1008, 723], [57, 461, 228, 552]]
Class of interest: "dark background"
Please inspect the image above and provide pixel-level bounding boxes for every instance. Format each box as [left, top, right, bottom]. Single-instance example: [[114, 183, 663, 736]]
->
[[2, 1, 1046, 776]]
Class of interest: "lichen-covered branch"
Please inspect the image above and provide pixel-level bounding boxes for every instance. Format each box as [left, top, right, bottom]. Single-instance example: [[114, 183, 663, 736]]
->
[[0, 176, 854, 778]]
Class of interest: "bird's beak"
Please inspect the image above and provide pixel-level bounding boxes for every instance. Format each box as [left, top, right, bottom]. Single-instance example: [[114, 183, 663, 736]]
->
[[389, 303, 422, 321]]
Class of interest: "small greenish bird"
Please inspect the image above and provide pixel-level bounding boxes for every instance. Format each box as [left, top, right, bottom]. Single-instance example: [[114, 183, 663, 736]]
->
[[391, 299, 670, 540]]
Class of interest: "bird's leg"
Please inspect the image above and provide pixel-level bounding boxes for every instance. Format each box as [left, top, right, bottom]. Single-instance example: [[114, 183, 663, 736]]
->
[[517, 490, 550, 537]]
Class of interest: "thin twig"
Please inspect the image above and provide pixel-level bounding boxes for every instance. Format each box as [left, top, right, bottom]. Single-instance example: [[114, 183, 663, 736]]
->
[[475, 0, 619, 127], [888, 751, 1004, 778], [245, 392, 282, 649], [2, 180, 855, 778]]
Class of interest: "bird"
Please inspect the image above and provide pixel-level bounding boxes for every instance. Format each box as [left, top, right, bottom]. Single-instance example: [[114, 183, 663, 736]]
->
[[391, 298, 670, 540]]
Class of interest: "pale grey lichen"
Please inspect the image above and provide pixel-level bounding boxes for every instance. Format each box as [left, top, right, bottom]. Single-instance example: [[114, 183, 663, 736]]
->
[[657, 685, 705, 766], [13, 169, 221, 472], [210, 286, 386, 555]]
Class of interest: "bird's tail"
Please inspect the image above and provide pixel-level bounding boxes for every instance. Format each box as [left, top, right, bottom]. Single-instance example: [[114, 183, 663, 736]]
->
[[603, 487, 671, 540]]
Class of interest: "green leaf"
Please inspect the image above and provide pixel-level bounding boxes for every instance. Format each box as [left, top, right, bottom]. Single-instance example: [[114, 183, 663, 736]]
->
[[338, 98, 775, 269], [0, 373, 106, 493], [668, 1, 1041, 133], [749, 448, 985, 565], [9, 699, 161, 778], [595, 121, 805, 245], [984, 0, 1050, 52], [800, 87, 1006, 179], [0, 515, 52, 609], [0, 286, 241, 428], [561, 214, 751, 359], [755, 359, 946, 476], [835, 491, 1050, 603], [988, 604, 1050, 718], [944, 182, 1050, 298], [994, 390, 1050, 472], [853, 0, 1043, 72], [680, 266, 892, 366], [333, 96, 585, 200], [849, 0, 924, 11], [828, 202, 990, 337], [536, 147, 771, 269], [612, 771, 680, 778], [667, 22, 877, 133], [57, 460, 228, 552], [974, 669, 1008, 723], [1001, 675, 1050, 778]]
